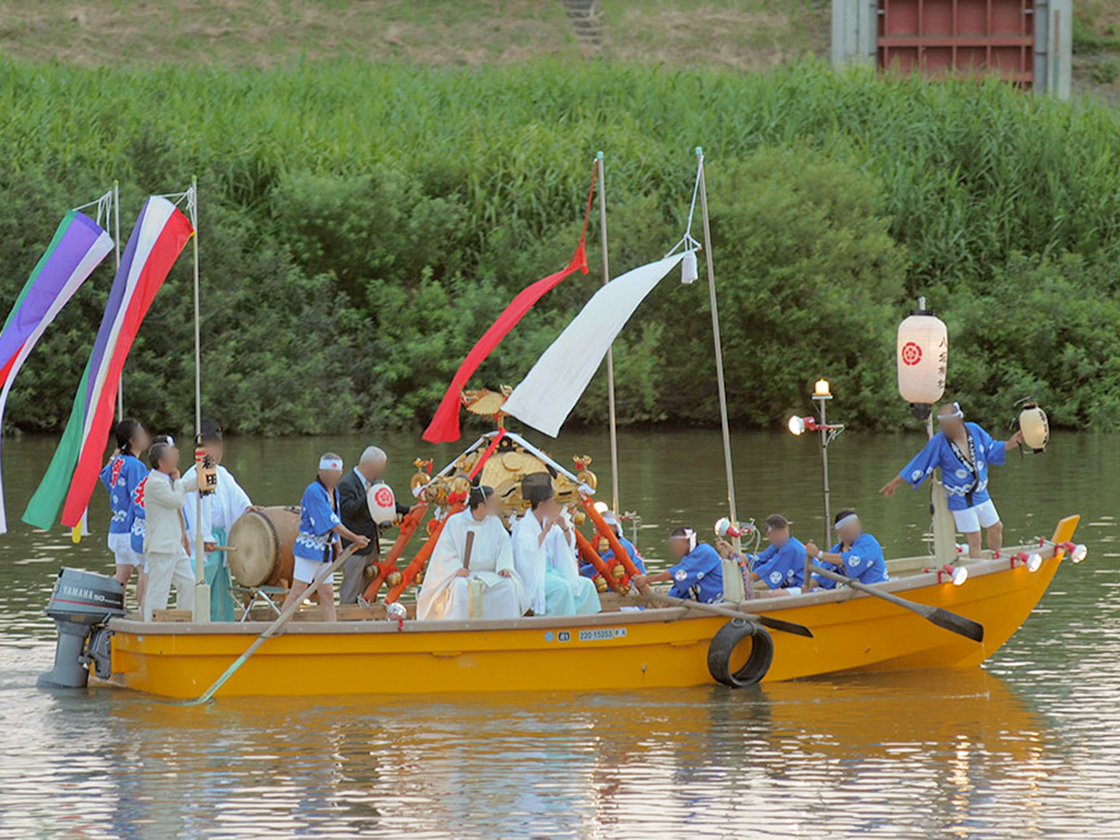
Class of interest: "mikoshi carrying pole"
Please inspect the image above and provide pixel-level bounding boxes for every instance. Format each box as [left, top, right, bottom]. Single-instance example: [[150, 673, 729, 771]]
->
[[597, 151, 621, 513], [188, 177, 210, 623], [113, 181, 123, 422], [695, 148, 740, 536]]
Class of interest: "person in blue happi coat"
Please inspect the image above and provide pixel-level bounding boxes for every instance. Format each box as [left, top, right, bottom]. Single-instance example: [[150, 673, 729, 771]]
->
[[99, 418, 151, 596], [579, 508, 646, 580], [806, 509, 887, 590], [724, 514, 806, 593], [281, 453, 369, 622], [880, 401, 1023, 558], [633, 526, 723, 603]]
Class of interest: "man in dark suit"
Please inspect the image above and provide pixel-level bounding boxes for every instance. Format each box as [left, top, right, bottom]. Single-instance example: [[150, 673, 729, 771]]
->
[[338, 446, 410, 604]]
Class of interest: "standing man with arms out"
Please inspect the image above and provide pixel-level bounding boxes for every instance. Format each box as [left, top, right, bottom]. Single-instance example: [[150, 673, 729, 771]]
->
[[338, 445, 410, 604], [879, 401, 1023, 558]]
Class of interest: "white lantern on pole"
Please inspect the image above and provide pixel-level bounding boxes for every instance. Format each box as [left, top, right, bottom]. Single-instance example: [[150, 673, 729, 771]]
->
[[896, 300, 947, 412]]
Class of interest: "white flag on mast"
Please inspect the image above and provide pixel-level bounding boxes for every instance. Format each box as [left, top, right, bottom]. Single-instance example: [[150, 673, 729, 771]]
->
[[502, 253, 683, 438]]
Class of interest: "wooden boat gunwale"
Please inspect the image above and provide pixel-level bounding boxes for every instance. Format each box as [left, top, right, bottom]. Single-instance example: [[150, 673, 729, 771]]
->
[[105, 539, 1063, 638]]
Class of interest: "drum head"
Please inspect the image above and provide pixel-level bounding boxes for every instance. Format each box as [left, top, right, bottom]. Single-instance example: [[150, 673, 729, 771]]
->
[[227, 511, 277, 587]]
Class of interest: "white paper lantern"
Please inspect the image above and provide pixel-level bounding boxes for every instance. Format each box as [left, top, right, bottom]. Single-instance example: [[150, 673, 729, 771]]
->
[[896, 312, 948, 405], [366, 482, 397, 525], [1018, 404, 1050, 451], [681, 250, 698, 284]]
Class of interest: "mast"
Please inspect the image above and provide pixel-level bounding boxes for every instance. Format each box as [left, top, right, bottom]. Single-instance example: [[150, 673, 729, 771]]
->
[[696, 148, 739, 528], [597, 151, 621, 514], [113, 181, 123, 422], [189, 177, 210, 623]]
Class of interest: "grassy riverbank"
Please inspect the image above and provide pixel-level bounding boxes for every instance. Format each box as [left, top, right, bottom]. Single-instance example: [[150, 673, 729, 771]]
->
[[2, 58, 1120, 435]]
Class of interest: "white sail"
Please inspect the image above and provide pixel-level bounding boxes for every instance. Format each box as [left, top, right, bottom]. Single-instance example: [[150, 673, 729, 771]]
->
[[502, 253, 683, 437]]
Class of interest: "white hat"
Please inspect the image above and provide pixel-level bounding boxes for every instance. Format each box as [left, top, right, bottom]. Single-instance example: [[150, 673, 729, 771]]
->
[[366, 482, 397, 525]]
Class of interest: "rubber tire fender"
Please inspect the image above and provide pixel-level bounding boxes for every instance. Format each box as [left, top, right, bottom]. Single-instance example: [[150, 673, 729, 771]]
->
[[707, 618, 774, 687]]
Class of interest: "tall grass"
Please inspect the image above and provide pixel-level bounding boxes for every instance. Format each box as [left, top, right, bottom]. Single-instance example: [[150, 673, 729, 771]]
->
[[3, 59, 1120, 282]]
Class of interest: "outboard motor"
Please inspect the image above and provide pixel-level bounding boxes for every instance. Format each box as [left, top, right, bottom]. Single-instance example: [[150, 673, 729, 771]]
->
[[38, 567, 126, 689]]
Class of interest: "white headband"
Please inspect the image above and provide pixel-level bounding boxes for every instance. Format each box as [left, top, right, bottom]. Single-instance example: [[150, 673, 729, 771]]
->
[[319, 456, 343, 471], [937, 402, 964, 421], [671, 527, 698, 552], [834, 513, 859, 531]]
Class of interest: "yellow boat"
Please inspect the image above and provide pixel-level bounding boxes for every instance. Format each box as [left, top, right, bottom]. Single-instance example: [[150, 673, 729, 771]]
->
[[93, 515, 1082, 699]]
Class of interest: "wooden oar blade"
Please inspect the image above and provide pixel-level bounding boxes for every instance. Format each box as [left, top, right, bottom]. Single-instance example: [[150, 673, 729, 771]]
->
[[928, 607, 985, 643], [755, 614, 814, 638]]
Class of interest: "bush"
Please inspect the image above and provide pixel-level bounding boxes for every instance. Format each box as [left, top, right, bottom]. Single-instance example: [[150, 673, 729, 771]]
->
[[2, 58, 1120, 434]]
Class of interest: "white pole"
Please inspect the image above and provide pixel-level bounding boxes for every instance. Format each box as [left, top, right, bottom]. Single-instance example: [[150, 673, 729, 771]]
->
[[696, 148, 739, 526], [818, 396, 832, 547], [597, 152, 621, 514], [114, 181, 123, 422], [190, 177, 210, 623]]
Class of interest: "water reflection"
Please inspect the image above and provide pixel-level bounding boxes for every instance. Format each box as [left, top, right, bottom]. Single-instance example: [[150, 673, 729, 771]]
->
[[0, 428, 1118, 838], [0, 668, 1068, 839]]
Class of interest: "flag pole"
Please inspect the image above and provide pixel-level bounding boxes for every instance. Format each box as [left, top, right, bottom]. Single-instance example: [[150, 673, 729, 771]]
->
[[113, 181, 123, 422], [190, 176, 210, 623], [597, 151, 621, 514], [696, 148, 739, 528]]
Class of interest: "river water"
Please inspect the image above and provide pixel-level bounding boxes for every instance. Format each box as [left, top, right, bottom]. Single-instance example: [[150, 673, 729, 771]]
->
[[0, 426, 1117, 839]]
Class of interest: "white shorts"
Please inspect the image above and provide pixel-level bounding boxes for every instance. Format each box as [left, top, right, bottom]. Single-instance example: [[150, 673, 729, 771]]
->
[[293, 556, 332, 585], [952, 499, 1000, 533], [108, 532, 142, 567]]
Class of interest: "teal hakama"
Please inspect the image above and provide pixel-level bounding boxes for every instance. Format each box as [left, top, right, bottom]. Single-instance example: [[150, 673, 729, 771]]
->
[[184, 463, 253, 621]]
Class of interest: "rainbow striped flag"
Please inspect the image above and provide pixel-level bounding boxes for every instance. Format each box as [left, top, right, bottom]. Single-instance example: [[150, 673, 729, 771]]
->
[[23, 196, 194, 531], [0, 210, 114, 533]]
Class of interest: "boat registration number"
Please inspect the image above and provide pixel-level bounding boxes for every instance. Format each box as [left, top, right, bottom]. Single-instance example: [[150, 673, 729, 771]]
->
[[577, 628, 626, 642]]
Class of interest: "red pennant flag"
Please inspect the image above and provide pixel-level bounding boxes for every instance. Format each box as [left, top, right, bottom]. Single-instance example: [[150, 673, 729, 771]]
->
[[422, 163, 597, 444]]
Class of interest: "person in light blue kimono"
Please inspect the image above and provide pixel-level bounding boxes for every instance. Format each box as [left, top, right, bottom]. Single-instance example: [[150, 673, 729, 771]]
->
[[880, 401, 1023, 558], [513, 484, 601, 616], [579, 509, 646, 580], [633, 527, 724, 603], [806, 509, 887, 589]]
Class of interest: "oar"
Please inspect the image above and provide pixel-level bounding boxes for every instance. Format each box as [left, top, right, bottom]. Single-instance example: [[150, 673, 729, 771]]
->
[[642, 590, 814, 638], [810, 563, 984, 643], [181, 543, 360, 706]]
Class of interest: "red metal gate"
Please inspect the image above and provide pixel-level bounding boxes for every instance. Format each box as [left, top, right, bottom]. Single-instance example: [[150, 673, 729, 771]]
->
[[878, 0, 1035, 86]]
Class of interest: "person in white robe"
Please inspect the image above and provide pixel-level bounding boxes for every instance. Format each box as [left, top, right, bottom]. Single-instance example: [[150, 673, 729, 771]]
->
[[512, 484, 600, 617], [182, 420, 254, 621], [417, 485, 527, 621]]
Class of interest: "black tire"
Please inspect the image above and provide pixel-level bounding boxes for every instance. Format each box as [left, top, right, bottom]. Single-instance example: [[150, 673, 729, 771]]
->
[[707, 618, 774, 687]]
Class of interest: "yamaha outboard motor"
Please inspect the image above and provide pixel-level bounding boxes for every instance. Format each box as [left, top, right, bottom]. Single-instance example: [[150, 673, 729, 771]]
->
[[38, 567, 126, 689]]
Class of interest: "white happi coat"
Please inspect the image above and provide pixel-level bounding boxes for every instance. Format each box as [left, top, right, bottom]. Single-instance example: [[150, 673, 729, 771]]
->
[[512, 510, 600, 617], [417, 510, 527, 621], [183, 464, 253, 556]]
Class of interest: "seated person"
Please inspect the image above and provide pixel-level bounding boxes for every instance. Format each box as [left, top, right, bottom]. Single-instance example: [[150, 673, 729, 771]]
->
[[418, 485, 527, 621], [633, 527, 724, 604], [718, 514, 806, 592], [806, 509, 887, 590], [579, 508, 647, 579], [512, 484, 601, 616]]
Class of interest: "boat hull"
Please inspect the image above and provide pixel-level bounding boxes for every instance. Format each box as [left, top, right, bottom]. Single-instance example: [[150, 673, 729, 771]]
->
[[106, 552, 1065, 698]]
